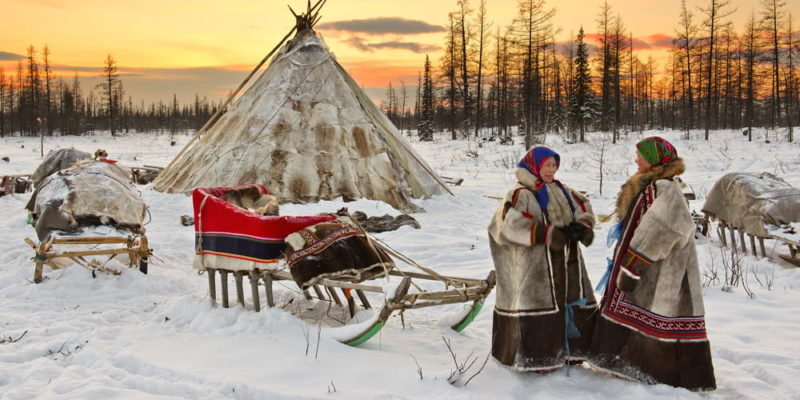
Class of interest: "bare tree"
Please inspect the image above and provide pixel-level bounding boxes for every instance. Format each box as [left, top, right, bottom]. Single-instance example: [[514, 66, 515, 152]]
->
[[785, 14, 795, 142], [761, 0, 786, 137], [98, 54, 120, 136], [42, 45, 53, 135], [676, 0, 699, 138], [699, 0, 735, 140], [743, 13, 761, 141], [473, 0, 490, 137], [0, 67, 5, 138], [457, 0, 473, 137]]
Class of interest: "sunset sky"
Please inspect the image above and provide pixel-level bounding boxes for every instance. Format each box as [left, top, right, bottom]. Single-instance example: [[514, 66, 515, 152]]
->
[[2, 0, 797, 104]]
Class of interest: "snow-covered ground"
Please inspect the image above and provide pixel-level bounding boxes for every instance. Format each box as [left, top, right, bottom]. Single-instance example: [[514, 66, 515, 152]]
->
[[1, 128, 799, 399]]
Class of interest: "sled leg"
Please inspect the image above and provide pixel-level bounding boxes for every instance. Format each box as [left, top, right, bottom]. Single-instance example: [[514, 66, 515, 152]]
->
[[302, 290, 313, 300], [718, 224, 728, 247], [326, 286, 342, 305], [33, 239, 51, 284], [729, 227, 737, 251], [220, 270, 230, 308], [343, 288, 356, 318], [234, 272, 245, 307], [759, 237, 767, 258], [355, 289, 371, 309], [249, 271, 260, 312], [749, 235, 757, 257], [138, 235, 150, 274], [263, 273, 275, 307], [207, 268, 217, 304], [739, 230, 747, 253], [312, 285, 326, 300]]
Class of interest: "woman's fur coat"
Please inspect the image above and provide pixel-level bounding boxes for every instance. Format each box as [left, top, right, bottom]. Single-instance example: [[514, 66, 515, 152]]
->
[[587, 158, 716, 391], [487, 168, 597, 371]]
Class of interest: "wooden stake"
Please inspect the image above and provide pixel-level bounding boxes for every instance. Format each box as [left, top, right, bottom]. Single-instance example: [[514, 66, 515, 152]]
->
[[221, 270, 230, 308], [264, 273, 275, 307], [235, 272, 245, 307], [207, 268, 217, 304], [250, 271, 261, 312]]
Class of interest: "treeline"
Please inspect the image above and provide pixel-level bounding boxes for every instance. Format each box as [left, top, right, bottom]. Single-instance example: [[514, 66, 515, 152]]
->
[[382, 0, 799, 145], [0, 46, 222, 138]]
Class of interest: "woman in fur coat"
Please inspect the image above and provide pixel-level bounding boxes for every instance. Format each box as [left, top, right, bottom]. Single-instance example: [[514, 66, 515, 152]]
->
[[488, 146, 598, 372], [587, 137, 716, 391]]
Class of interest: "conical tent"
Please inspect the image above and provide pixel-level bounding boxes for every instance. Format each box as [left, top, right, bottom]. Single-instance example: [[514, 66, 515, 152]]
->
[[153, 27, 446, 212]]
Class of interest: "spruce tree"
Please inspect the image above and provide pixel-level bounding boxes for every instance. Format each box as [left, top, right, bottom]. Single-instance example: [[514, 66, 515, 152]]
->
[[570, 28, 595, 142], [418, 55, 434, 141]]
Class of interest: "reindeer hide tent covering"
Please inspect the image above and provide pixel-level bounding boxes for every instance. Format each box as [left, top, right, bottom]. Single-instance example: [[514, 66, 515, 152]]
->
[[152, 28, 444, 212]]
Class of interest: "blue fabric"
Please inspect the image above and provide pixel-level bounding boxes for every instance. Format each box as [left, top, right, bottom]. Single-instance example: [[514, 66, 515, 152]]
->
[[595, 221, 624, 293], [607, 221, 623, 247], [595, 257, 614, 293]]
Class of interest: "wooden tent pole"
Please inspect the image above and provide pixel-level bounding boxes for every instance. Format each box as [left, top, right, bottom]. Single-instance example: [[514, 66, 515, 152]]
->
[[155, 25, 298, 180]]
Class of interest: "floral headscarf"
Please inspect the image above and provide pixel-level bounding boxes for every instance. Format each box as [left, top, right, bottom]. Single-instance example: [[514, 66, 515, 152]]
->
[[517, 146, 573, 212], [636, 136, 678, 166]]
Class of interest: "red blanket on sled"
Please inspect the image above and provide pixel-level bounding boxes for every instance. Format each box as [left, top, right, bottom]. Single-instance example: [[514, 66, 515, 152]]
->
[[192, 184, 335, 271]]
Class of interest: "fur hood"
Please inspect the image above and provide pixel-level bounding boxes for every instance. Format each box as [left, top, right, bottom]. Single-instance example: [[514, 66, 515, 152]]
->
[[515, 167, 539, 189], [615, 158, 685, 221]]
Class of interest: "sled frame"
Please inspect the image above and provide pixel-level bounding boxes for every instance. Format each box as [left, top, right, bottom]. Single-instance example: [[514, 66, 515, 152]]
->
[[712, 218, 799, 267], [203, 266, 496, 345], [24, 234, 152, 283]]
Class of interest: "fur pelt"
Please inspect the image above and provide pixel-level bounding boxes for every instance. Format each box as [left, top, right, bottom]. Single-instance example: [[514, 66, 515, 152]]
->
[[615, 158, 685, 222], [220, 186, 280, 216]]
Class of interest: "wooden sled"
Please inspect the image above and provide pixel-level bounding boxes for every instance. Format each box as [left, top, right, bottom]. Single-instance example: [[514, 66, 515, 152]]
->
[[193, 185, 496, 345], [204, 263, 496, 346], [714, 219, 799, 267], [24, 234, 152, 283]]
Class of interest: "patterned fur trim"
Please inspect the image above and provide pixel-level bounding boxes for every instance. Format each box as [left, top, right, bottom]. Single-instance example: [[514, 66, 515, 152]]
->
[[615, 158, 685, 222]]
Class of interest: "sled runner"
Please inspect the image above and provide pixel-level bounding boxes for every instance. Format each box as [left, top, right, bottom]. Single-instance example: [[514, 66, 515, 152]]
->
[[702, 172, 800, 266], [23, 159, 151, 282], [193, 184, 496, 345]]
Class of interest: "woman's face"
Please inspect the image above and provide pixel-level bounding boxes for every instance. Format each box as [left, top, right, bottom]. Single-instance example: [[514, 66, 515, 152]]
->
[[540, 157, 558, 183], [635, 151, 651, 173]]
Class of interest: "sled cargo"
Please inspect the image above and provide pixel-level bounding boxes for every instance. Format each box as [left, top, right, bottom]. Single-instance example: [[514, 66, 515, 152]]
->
[[702, 172, 800, 266], [193, 184, 496, 345], [24, 159, 152, 282]]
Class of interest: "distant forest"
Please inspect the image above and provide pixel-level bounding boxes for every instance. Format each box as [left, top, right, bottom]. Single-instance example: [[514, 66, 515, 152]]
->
[[0, 52, 222, 139], [1, 0, 797, 145]]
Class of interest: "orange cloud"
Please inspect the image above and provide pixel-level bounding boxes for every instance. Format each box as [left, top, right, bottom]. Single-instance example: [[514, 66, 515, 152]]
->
[[342, 61, 422, 87]]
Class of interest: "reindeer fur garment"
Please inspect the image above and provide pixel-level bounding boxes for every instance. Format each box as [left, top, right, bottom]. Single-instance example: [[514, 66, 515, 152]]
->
[[487, 168, 597, 371], [588, 157, 716, 391]]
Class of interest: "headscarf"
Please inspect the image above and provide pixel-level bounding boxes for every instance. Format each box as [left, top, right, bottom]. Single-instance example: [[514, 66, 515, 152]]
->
[[517, 146, 574, 212], [518, 146, 561, 179], [636, 136, 678, 166]]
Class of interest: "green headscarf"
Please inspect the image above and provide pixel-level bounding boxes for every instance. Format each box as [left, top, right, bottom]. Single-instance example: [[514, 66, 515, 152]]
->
[[636, 136, 678, 166]]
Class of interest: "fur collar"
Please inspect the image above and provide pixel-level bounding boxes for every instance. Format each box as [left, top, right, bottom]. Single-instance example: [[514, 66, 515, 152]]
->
[[615, 158, 685, 221], [515, 168, 539, 189]]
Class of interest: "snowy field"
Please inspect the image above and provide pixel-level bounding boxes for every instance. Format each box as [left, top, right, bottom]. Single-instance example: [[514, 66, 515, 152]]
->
[[1, 128, 799, 399]]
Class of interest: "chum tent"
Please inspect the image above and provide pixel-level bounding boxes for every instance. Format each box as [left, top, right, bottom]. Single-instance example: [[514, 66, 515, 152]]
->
[[152, 2, 449, 212]]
